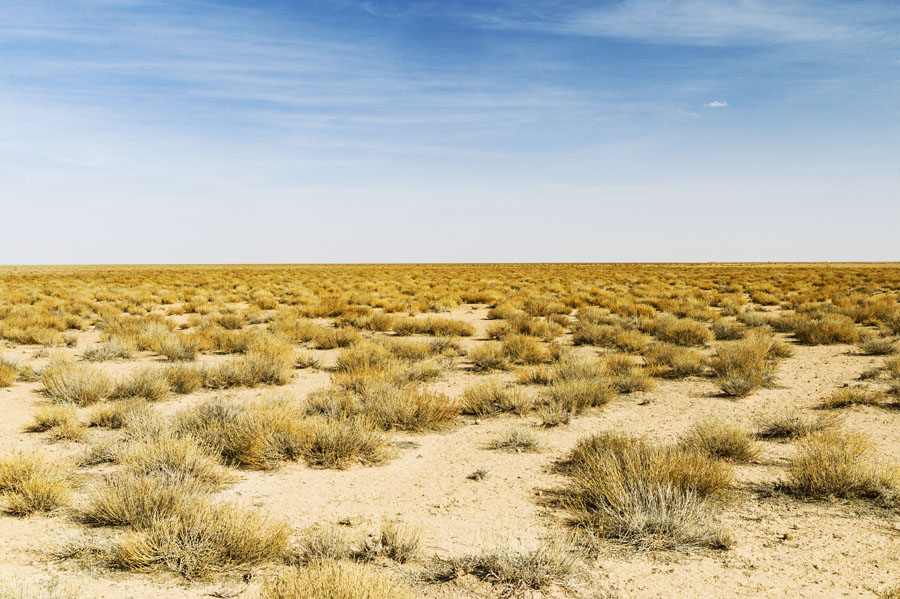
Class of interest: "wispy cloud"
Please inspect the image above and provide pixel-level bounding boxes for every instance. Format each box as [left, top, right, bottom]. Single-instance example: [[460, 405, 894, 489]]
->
[[705, 101, 729, 108]]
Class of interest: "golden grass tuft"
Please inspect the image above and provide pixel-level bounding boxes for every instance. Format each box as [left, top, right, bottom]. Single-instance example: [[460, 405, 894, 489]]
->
[[545, 378, 615, 414], [461, 381, 533, 416], [0, 357, 16, 387], [469, 342, 510, 371], [111, 368, 170, 402], [110, 501, 290, 579], [561, 433, 732, 549], [423, 537, 581, 590], [0, 451, 72, 515], [41, 361, 112, 405], [793, 314, 860, 345], [821, 386, 887, 408], [755, 410, 837, 440], [488, 427, 543, 452], [788, 429, 900, 503], [679, 419, 761, 463], [163, 363, 203, 394], [261, 561, 417, 599], [709, 334, 780, 397]]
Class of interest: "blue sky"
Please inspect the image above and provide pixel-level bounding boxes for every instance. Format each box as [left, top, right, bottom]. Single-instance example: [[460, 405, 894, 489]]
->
[[1, 0, 898, 262]]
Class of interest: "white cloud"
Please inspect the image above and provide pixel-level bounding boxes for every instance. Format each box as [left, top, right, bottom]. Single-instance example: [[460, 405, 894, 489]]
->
[[705, 101, 729, 108]]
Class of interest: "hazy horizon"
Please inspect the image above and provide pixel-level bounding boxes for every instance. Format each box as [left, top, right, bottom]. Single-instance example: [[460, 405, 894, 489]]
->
[[2, 1, 898, 263]]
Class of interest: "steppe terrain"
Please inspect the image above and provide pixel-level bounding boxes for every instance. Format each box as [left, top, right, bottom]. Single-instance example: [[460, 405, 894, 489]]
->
[[1, 263, 899, 599]]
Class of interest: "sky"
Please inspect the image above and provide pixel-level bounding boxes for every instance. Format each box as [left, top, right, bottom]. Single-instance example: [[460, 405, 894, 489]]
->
[[0, 0, 898, 263]]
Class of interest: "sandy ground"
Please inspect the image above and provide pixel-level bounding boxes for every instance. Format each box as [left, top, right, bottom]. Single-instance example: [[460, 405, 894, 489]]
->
[[1, 305, 898, 598]]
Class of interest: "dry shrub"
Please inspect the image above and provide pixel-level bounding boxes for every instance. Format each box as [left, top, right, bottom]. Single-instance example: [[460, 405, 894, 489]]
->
[[603, 355, 654, 393], [647, 316, 712, 347], [357, 384, 459, 431], [28, 404, 79, 433], [679, 420, 760, 463], [793, 314, 860, 345], [301, 416, 387, 469], [561, 433, 732, 549], [516, 365, 553, 385], [545, 378, 615, 414], [176, 399, 306, 469], [158, 335, 200, 361], [488, 428, 543, 452], [83, 340, 134, 361], [261, 561, 417, 599], [116, 435, 230, 490], [393, 316, 474, 337], [711, 320, 745, 341], [536, 400, 572, 427], [163, 364, 203, 394], [357, 519, 422, 563], [551, 352, 605, 381], [461, 381, 533, 416], [110, 501, 290, 579], [709, 334, 780, 397], [111, 368, 170, 402], [755, 410, 837, 440], [821, 386, 887, 408], [0, 357, 17, 387], [88, 400, 150, 429], [202, 346, 294, 389], [291, 524, 354, 564], [41, 361, 112, 405], [469, 342, 510, 371], [858, 337, 898, 356], [502, 334, 551, 364], [81, 470, 207, 528], [0, 451, 72, 515], [28, 404, 86, 441], [573, 323, 650, 353], [423, 537, 581, 590], [643, 344, 706, 378], [788, 429, 900, 503]]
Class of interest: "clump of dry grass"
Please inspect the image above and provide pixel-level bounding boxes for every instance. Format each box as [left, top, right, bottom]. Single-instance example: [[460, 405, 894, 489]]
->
[[755, 411, 837, 440], [0, 451, 72, 515], [469, 342, 510, 371], [709, 334, 781, 397], [0, 357, 17, 387], [41, 361, 112, 405], [679, 420, 761, 463], [561, 433, 733, 549], [545, 378, 615, 414], [357, 519, 422, 563], [301, 416, 387, 469], [202, 345, 294, 388], [603, 354, 654, 393], [393, 316, 474, 337], [501, 334, 551, 364], [461, 381, 533, 416], [157, 334, 200, 361], [793, 314, 860, 345], [81, 470, 207, 528], [83, 340, 134, 361], [111, 368, 170, 402], [27, 404, 79, 433], [787, 429, 900, 504], [291, 524, 355, 563], [821, 386, 887, 408], [109, 501, 290, 579], [643, 344, 706, 378], [644, 316, 712, 347], [262, 561, 417, 599], [711, 320, 745, 341], [423, 537, 581, 590], [858, 336, 898, 356], [163, 363, 203, 394], [488, 428, 543, 452], [175, 399, 304, 469], [346, 384, 459, 431], [87, 400, 150, 429]]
